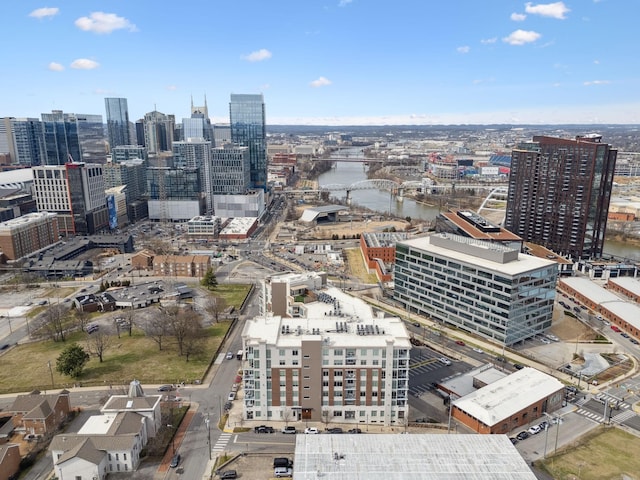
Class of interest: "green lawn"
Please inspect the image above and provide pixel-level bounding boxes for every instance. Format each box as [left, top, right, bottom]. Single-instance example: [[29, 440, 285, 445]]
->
[[537, 427, 640, 480], [0, 284, 251, 394]]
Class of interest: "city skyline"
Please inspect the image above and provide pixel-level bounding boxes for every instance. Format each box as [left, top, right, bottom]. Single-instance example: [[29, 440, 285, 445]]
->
[[4, 1, 639, 125]]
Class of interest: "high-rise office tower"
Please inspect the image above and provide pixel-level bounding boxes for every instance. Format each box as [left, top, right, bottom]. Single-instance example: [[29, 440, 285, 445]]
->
[[142, 110, 175, 154], [111, 145, 148, 164], [33, 162, 108, 235], [505, 134, 617, 260], [230, 94, 267, 190], [183, 96, 214, 143], [0, 117, 46, 166], [41, 111, 106, 165], [105, 98, 131, 150]]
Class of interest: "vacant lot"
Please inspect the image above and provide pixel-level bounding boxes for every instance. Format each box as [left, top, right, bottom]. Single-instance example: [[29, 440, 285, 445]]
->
[[344, 248, 378, 284], [538, 427, 640, 480]]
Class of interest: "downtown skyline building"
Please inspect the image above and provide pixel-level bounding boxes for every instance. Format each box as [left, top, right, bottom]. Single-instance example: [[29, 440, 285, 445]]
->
[[41, 111, 106, 165], [230, 94, 267, 190], [105, 98, 132, 150], [0, 117, 46, 166], [505, 135, 617, 260]]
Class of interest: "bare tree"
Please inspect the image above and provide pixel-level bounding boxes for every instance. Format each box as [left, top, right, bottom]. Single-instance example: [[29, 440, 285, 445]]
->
[[282, 409, 293, 427], [85, 330, 112, 363], [75, 308, 91, 332], [144, 308, 172, 351], [182, 325, 204, 362], [166, 307, 202, 357], [39, 304, 70, 342], [203, 296, 227, 324], [321, 409, 333, 429]]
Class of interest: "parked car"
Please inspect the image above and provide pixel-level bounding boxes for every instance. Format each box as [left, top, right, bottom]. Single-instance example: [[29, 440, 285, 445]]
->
[[273, 458, 293, 468], [220, 470, 237, 480], [509, 437, 518, 445], [438, 357, 452, 366], [326, 427, 343, 434], [254, 425, 275, 433], [631, 338, 640, 345], [157, 384, 174, 392], [565, 385, 578, 394], [282, 426, 297, 434], [538, 421, 549, 431], [513, 363, 524, 370], [274, 467, 293, 478], [412, 322, 421, 327], [621, 333, 630, 338], [611, 325, 621, 332], [516, 431, 530, 441], [455, 340, 465, 346], [472, 348, 484, 354], [528, 425, 542, 435], [227, 392, 236, 401], [304, 427, 319, 434], [226, 352, 234, 360], [348, 428, 363, 434], [170, 453, 181, 468]]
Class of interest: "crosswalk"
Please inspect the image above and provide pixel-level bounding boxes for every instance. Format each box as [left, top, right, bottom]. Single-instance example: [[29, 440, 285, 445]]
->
[[595, 393, 630, 409], [212, 432, 233, 454], [576, 408, 605, 422], [612, 409, 637, 424]]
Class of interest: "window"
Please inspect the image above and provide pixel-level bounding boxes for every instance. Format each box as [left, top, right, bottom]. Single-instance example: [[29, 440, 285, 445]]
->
[[124, 453, 127, 460], [292, 350, 299, 356]]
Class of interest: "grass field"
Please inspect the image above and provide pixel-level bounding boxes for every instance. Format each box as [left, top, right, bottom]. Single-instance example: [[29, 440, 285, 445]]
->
[[538, 427, 640, 480], [0, 284, 250, 394], [344, 248, 378, 284]]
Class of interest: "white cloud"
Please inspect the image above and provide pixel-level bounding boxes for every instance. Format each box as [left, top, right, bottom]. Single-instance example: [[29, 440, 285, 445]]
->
[[525, 2, 570, 19], [29, 7, 59, 19], [457, 46, 470, 54], [241, 49, 272, 62], [339, 0, 353, 6], [48, 62, 64, 71], [166, 85, 178, 91], [75, 12, 137, 34], [480, 37, 497, 44], [511, 12, 527, 21], [310, 77, 332, 88], [70, 58, 99, 70], [594, 59, 600, 64], [583, 80, 610, 86], [502, 29, 541, 45]]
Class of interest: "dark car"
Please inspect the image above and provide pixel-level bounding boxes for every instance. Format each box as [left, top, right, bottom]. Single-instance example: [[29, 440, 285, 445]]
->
[[348, 428, 363, 434], [412, 322, 421, 327], [157, 384, 174, 392], [455, 340, 465, 346], [254, 425, 274, 433], [170, 453, 181, 468], [273, 458, 293, 468], [516, 431, 530, 441], [509, 437, 518, 445], [513, 363, 524, 370], [220, 470, 237, 479], [326, 427, 343, 434], [539, 421, 549, 431]]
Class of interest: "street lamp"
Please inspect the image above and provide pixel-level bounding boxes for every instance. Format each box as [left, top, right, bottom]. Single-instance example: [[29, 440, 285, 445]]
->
[[205, 413, 211, 460], [47, 361, 55, 388]]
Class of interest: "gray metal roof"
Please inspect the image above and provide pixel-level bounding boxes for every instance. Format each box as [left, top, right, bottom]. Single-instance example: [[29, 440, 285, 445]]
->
[[293, 434, 536, 479]]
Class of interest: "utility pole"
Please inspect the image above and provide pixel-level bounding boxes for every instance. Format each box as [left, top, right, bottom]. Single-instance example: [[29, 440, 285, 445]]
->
[[47, 361, 55, 388]]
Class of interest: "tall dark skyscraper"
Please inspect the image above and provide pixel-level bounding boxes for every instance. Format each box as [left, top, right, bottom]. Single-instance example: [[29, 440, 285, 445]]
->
[[41, 111, 105, 164], [505, 134, 617, 260], [105, 97, 131, 149], [230, 94, 266, 190]]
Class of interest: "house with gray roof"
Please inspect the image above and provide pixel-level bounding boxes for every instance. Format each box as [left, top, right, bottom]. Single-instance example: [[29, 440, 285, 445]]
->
[[7, 389, 70, 436]]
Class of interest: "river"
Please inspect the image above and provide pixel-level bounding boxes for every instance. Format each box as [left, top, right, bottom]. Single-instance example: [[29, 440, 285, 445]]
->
[[317, 149, 440, 221], [317, 149, 640, 258]]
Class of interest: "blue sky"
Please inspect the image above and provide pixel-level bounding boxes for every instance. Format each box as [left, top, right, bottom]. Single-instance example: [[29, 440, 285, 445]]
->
[[2, 1, 638, 125]]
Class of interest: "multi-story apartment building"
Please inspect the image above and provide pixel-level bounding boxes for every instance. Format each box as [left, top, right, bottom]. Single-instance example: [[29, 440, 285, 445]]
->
[[436, 210, 523, 251], [105, 98, 131, 150], [152, 254, 211, 277], [394, 233, 558, 346], [0, 212, 59, 260], [230, 94, 267, 190], [359, 232, 408, 282], [111, 145, 148, 164], [146, 167, 203, 221], [0, 117, 46, 166], [209, 144, 251, 195], [505, 134, 617, 260], [142, 110, 175, 154], [32, 163, 108, 235], [242, 282, 411, 426]]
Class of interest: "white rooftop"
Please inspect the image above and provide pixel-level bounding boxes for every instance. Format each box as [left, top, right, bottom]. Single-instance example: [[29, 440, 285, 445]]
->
[[78, 413, 118, 435], [293, 434, 536, 480], [401, 234, 556, 276], [453, 368, 563, 427], [559, 277, 620, 304], [608, 277, 640, 297], [244, 287, 410, 349], [440, 364, 507, 398]]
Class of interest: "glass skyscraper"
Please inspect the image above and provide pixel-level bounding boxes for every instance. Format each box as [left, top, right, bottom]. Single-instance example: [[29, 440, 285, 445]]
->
[[41, 111, 105, 165], [230, 94, 266, 190], [105, 97, 131, 150]]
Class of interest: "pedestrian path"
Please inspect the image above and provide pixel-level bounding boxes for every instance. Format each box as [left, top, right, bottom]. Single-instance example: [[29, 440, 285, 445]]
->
[[576, 408, 605, 423], [595, 393, 630, 409], [212, 432, 233, 454], [612, 409, 637, 424]]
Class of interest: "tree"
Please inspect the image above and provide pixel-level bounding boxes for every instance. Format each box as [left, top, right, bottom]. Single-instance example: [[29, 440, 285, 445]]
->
[[168, 308, 203, 357], [56, 343, 89, 378], [39, 304, 69, 342], [85, 330, 112, 363], [74, 309, 91, 333], [145, 307, 172, 351], [203, 296, 227, 324], [201, 268, 218, 290]]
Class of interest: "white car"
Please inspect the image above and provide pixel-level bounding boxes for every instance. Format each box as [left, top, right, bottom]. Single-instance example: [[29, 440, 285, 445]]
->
[[227, 392, 236, 401], [528, 425, 541, 435], [539, 337, 551, 344], [438, 357, 452, 366], [472, 348, 484, 354], [304, 427, 319, 434]]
